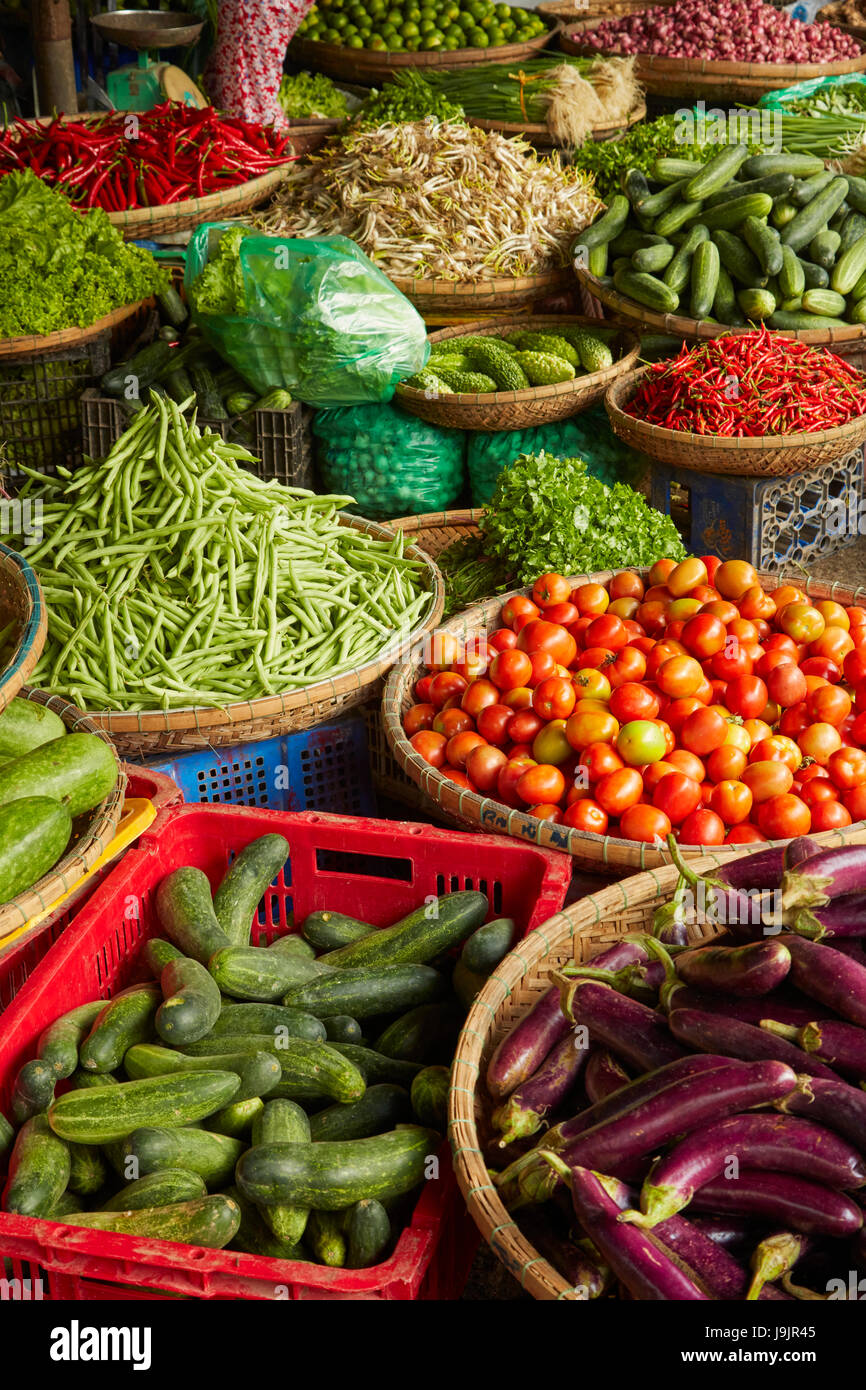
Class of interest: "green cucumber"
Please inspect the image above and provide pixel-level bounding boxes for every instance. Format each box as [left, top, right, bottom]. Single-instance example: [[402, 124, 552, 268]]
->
[[0, 733, 116, 818], [156, 867, 231, 965], [832, 232, 866, 295], [573, 195, 629, 250], [3, 1114, 71, 1216], [809, 229, 841, 272], [791, 171, 835, 207], [191, 364, 227, 420], [697, 193, 773, 233], [0, 797, 72, 905], [122, 1125, 245, 1188], [309, 1085, 412, 1143], [180, 1035, 366, 1104], [323, 1015, 363, 1043], [306, 1209, 346, 1266], [267, 934, 316, 960], [662, 223, 708, 294], [839, 212, 866, 255], [346, 1199, 390, 1269], [654, 199, 705, 238], [283, 964, 446, 1020], [741, 216, 783, 277], [374, 1002, 456, 1064], [164, 368, 195, 405], [802, 288, 847, 317], [461, 917, 516, 976], [251, 1099, 310, 1246], [212, 834, 289, 947], [47, 1071, 240, 1144], [321, 891, 487, 969], [778, 245, 806, 301], [689, 239, 720, 321], [705, 173, 794, 209], [633, 179, 689, 222], [156, 285, 188, 328], [209, 944, 328, 1001], [831, 201, 851, 230], [849, 296, 866, 323], [652, 157, 703, 184], [0, 1110, 12, 1161], [737, 288, 776, 320], [613, 266, 680, 313], [79, 984, 160, 1073], [224, 1183, 307, 1260], [712, 230, 765, 287], [328, 1043, 422, 1087], [588, 243, 608, 277], [684, 143, 748, 201], [632, 243, 675, 274], [410, 1066, 450, 1131], [610, 230, 664, 257], [102, 1168, 207, 1211], [845, 174, 866, 213], [771, 198, 798, 229], [146, 938, 183, 972], [11, 1059, 58, 1122], [623, 167, 652, 205], [124, 1043, 281, 1103], [208, 1002, 326, 1042], [453, 956, 486, 1011], [742, 155, 825, 180], [101, 339, 173, 398], [55, 1195, 241, 1248], [0, 697, 65, 764], [37, 1001, 109, 1084], [67, 1069, 120, 1090], [154, 952, 222, 1046], [800, 259, 829, 289], [205, 1097, 264, 1138], [50, 1190, 84, 1216], [769, 310, 848, 330], [780, 177, 850, 252], [66, 1141, 108, 1196], [236, 1126, 438, 1211]]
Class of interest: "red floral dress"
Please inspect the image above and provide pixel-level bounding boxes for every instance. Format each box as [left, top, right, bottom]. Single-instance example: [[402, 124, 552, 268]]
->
[[204, 0, 314, 128]]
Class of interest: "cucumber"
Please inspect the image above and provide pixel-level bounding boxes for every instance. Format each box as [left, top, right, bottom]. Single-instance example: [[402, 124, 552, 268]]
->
[[67, 1068, 120, 1090], [610, 230, 665, 257], [155, 952, 222, 1046], [124, 1043, 282, 1103], [191, 365, 227, 420], [573, 195, 629, 250], [328, 1043, 422, 1087], [704, 173, 794, 209], [122, 1125, 245, 1188], [623, 168, 652, 206], [742, 216, 783, 277], [205, 1097, 264, 1138], [55, 1195, 241, 1248], [0, 697, 65, 764], [267, 934, 316, 961], [0, 733, 117, 818], [737, 288, 776, 320], [839, 212, 866, 255], [778, 245, 806, 301], [346, 1199, 390, 1269], [461, 918, 516, 976], [36, 1002, 107, 1087], [712, 230, 765, 288], [802, 288, 847, 317], [235, 1126, 438, 1211], [800, 259, 830, 289], [102, 1168, 207, 1212], [212, 833, 289, 947], [712, 265, 744, 326], [2, 1114, 71, 1216], [769, 310, 849, 330], [224, 1183, 307, 1260], [209, 944, 329, 1001], [374, 1002, 456, 1064], [157, 285, 188, 328], [47, 1071, 240, 1144], [323, 1015, 363, 1044], [180, 1035, 366, 1104], [251, 1099, 311, 1245], [0, 798, 72, 905], [306, 1209, 346, 1266], [635, 179, 690, 221], [11, 1059, 58, 1122], [831, 201, 851, 230], [283, 964, 446, 1020], [587, 243, 608, 278], [791, 171, 834, 207], [809, 230, 842, 272], [50, 1190, 84, 1216], [146, 938, 183, 972], [79, 984, 160, 1074], [780, 177, 850, 252], [613, 265, 680, 314], [0, 1110, 12, 1161], [209, 1001, 326, 1042], [453, 956, 486, 1011], [832, 232, 866, 295], [849, 296, 866, 323], [663, 223, 708, 294], [321, 891, 487, 969], [697, 193, 773, 233], [771, 198, 798, 229], [654, 199, 705, 238], [684, 144, 748, 201], [410, 1066, 450, 1131], [309, 1085, 412, 1143], [652, 157, 703, 184], [156, 867, 231, 965], [689, 239, 720, 321], [101, 339, 173, 398], [845, 174, 866, 213], [742, 155, 825, 180], [632, 243, 675, 274], [164, 368, 195, 405], [66, 1141, 108, 1196]]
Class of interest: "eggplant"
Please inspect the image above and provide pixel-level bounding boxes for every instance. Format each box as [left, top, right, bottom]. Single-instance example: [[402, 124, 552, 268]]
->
[[516, 1206, 611, 1298], [491, 1032, 587, 1147], [827, 938, 866, 966], [784, 934, 866, 1027], [777, 1075, 866, 1151], [784, 836, 822, 871], [747, 1232, 810, 1301], [690, 1170, 864, 1238], [764, 1018, 866, 1080], [668, 984, 833, 1028], [560, 980, 688, 1072], [794, 897, 866, 942], [690, 1214, 761, 1251], [668, 1007, 841, 1080], [781, 844, 866, 913], [673, 939, 791, 997], [651, 875, 690, 947], [486, 985, 570, 1100], [623, 1113, 866, 1228], [701, 845, 786, 892], [584, 1049, 631, 1105]]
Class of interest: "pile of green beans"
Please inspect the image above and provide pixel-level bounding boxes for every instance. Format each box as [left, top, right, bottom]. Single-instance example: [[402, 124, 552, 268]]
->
[[18, 396, 434, 712]]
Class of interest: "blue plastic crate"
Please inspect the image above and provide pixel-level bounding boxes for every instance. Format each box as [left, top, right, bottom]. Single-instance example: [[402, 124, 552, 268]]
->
[[141, 717, 376, 817], [649, 446, 865, 573]]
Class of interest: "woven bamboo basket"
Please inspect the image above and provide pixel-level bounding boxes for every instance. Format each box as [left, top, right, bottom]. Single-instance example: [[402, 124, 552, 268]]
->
[[0, 689, 126, 943], [391, 266, 577, 317], [0, 298, 154, 363], [69, 516, 443, 759], [559, 24, 866, 99], [448, 834, 866, 1299], [283, 117, 346, 156], [106, 166, 294, 240], [289, 21, 560, 85], [0, 544, 47, 718], [466, 101, 646, 148], [818, 1, 866, 40], [539, 0, 673, 18], [396, 316, 639, 430], [606, 366, 866, 477], [382, 566, 866, 872]]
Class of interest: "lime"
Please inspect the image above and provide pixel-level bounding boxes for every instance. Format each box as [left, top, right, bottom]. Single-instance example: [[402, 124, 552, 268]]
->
[[405, 35, 421, 47], [422, 28, 445, 46], [369, 32, 388, 46], [389, 31, 405, 45], [401, 18, 420, 35], [495, 2, 510, 19], [323, 27, 342, 41], [487, 24, 503, 42], [386, 7, 403, 22], [500, 18, 514, 34], [470, 26, 489, 45], [420, 17, 436, 32], [407, 4, 422, 17]]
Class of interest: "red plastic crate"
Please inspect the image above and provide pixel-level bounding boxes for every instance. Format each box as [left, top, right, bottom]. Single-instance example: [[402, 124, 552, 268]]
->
[[0, 805, 570, 1301]]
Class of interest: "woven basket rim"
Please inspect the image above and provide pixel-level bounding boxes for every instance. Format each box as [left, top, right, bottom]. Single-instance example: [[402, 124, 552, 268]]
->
[[0, 542, 47, 718], [0, 297, 153, 361], [65, 515, 443, 736], [466, 100, 646, 140], [388, 508, 485, 535], [106, 165, 293, 234], [560, 21, 866, 71], [606, 364, 866, 452], [290, 18, 560, 71], [0, 687, 126, 940], [817, 4, 866, 38], [382, 565, 866, 866], [390, 265, 574, 299]]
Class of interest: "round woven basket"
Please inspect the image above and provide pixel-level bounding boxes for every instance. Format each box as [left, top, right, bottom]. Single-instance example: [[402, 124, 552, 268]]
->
[[289, 20, 560, 85], [284, 117, 346, 156], [818, 1, 866, 39], [0, 688, 126, 943], [74, 516, 444, 758], [391, 266, 576, 316], [396, 316, 640, 430], [448, 833, 866, 1299], [107, 165, 294, 240], [388, 507, 484, 558], [0, 298, 153, 362], [606, 365, 866, 477], [0, 544, 47, 718], [539, 0, 673, 18], [466, 101, 646, 148], [559, 23, 866, 99], [382, 566, 866, 872]]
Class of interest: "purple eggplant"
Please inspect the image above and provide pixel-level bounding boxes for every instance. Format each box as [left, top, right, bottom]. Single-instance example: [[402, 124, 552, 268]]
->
[[784, 836, 821, 871], [673, 938, 791, 997], [764, 1018, 866, 1080], [486, 985, 570, 1100], [584, 1049, 631, 1105], [747, 1232, 810, 1301], [516, 1207, 611, 1298], [492, 1031, 588, 1146], [776, 1075, 866, 1152], [785, 934, 866, 1027], [622, 1113, 866, 1228], [668, 984, 832, 1028], [690, 1170, 864, 1238], [562, 980, 687, 1072], [781, 844, 866, 913], [827, 937, 866, 966], [668, 1007, 841, 1080], [704, 845, 786, 892], [690, 1215, 760, 1250], [793, 897, 866, 942], [651, 876, 690, 947]]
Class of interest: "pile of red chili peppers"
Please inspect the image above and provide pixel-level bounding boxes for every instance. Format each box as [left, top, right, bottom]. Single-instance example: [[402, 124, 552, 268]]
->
[[627, 327, 866, 437], [0, 104, 295, 211]]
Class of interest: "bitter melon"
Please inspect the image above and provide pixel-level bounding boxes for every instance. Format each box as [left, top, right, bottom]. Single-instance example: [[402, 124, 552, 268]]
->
[[560, 327, 614, 372], [510, 332, 580, 367], [512, 351, 576, 387], [435, 370, 498, 393], [464, 341, 530, 390], [404, 369, 454, 394]]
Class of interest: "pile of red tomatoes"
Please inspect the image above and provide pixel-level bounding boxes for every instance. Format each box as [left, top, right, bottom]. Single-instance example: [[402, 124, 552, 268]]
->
[[402, 557, 866, 846]]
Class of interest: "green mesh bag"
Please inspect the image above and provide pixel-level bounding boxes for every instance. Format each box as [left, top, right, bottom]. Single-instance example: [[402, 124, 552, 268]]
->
[[467, 408, 647, 506]]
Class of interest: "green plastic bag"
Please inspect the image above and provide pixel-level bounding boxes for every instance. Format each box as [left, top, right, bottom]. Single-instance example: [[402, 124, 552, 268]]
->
[[313, 402, 466, 520], [758, 73, 866, 110], [185, 224, 429, 406]]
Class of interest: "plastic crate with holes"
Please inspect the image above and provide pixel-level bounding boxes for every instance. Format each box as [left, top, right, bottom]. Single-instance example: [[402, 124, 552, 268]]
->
[[140, 717, 375, 818], [0, 804, 571, 1300]]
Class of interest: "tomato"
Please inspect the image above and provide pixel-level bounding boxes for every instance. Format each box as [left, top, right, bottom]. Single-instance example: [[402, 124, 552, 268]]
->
[[657, 720, 676, 756], [851, 711, 866, 746], [653, 771, 702, 825], [678, 807, 726, 846], [609, 571, 645, 600], [453, 638, 492, 683], [699, 599, 737, 626], [689, 584, 719, 606], [827, 745, 866, 791], [815, 599, 850, 631], [497, 755, 536, 806], [543, 602, 581, 628], [799, 778, 838, 808], [488, 627, 518, 654], [756, 793, 811, 840], [844, 649, 866, 686], [738, 586, 777, 622], [806, 684, 852, 728], [724, 674, 768, 719], [517, 763, 566, 806], [726, 823, 767, 844], [429, 670, 468, 709], [573, 669, 613, 702], [681, 613, 727, 660], [517, 619, 577, 668], [762, 662, 807, 710], [779, 602, 825, 644], [777, 704, 809, 740], [501, 686, 533, 711], [810, 799, 853, 831], [458, 678, 499, 720], [445, 730, 486, 768], [441, 767, 474, 789], [595, 766, 644, 815], [712, 560, 757, 601], [666, 598, 702, 624], [532, 676, 576, 722], [680, 707, 729, 756], [700, 555, 721, 583], [475, 703, 513, 749], [465, 744, 507, 793], [415, 674, 435, 703], [532, 720, 573, 766], [506, 709, 545, 745], [527, 803, 562, 823], [607, 596, 641, 622], [655, 654, 704, 699], [563, 799, 608, 833], [635, 600, 669, 637], [410, 730, 447, 768], [747, 736, 801, 774], [532, 572, 572, 609], [641, 759, 680, 792], [709, 779, 753, 826], [706, 745, 748, 782], [422, 631, 461, 670], [432, 707, 474, 739], [843, 784, 866, 820], [507, 744, 534, 760], [490, 649, 534, 692], [404, 703, 436, 737], [606, 682, 658, 724], [710, 644, 753, 681], [612, 719, 666, 766], [583, 614, 628, 654], [664, 696, 704, 735], [809, 627, 855, 665], [565, 708, 619, 752], [501, 595, 539, 631], [667, 557, 708, 597], [579, 741, 625, 783], [742, 760, 794, 803], [804, 655, 843, 684], [648, 558, 677, 586], [799, 722, 843, 765], [770, 584, 806, 613], [571, 582, 610, 616]]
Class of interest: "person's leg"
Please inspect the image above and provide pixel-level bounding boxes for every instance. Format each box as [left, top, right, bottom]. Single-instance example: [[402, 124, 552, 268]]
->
[[204, 0, 313, 126]]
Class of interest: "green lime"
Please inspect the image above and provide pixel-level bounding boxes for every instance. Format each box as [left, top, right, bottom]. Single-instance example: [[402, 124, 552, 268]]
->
[[487, 25, 503, 42], [369, 32, 388, 46], [470, 26, 489, 45], [323, 27, 342, 41], [443, 33, 458, 46], [386, 7, 403, 22], [495, 3, 510, 19], [389, 31, 405, 45], [500, 18, 514, 34], [422, 28, 445, 46], [419, 17, 436, 32], [401, 18, 420, 35], [407, 4, 422, 17], [347, 33, 363, 45], [405, 35, 421, 47]]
